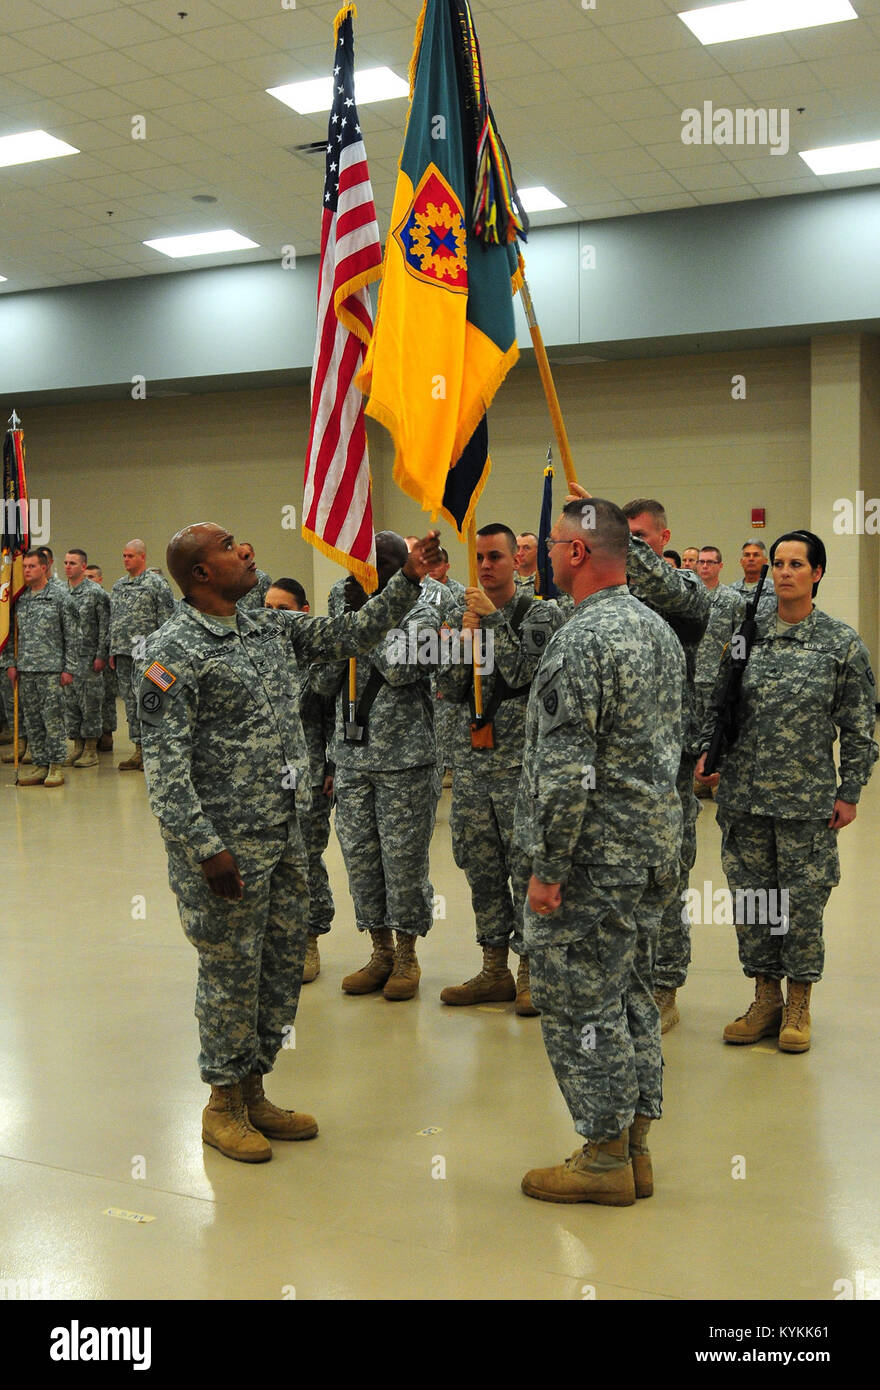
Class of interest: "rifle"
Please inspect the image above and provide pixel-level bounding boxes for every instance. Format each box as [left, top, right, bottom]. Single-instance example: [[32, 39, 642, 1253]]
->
[[703, 564, 769, 776]]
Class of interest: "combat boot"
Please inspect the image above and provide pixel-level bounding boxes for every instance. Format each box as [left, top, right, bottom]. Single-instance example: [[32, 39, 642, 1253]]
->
[[629, 1114, 653, 1198], [723, 974, 783, 1044], [514, 954, 540, 1017], [342, 928, 394, 994], [241, 1072, 318, 1140], [17, 765, 48, 786], [74, 739, 99, 768], [1, 738, 27, 763], [302, 934, 320, 983], [779, 980, 812, 1053], [383, 931, 421, 1001], [43, 764, 66, 788], [98, 732, 114, 752], [118, 744, 143, 771], [64, 738, 85, 766], [654, 986, 680, 1034], [440, 942, 516, 1006], [522, 1133, 636, 1206], [202, 1082, 272, 1162]]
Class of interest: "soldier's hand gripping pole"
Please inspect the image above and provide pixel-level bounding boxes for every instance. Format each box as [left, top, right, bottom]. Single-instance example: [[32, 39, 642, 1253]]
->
[[703, 564, 769, 776]]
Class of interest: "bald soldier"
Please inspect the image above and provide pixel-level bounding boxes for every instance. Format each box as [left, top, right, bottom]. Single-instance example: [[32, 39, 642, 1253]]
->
[[110, 539, 174, 771], [135, 522, 441, 1163]]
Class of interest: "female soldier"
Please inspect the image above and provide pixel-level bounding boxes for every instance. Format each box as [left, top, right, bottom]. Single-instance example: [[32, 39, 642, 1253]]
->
[[696, 530, 877, 1052]]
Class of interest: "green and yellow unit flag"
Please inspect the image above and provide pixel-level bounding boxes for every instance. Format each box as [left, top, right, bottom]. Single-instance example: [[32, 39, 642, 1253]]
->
[[359, 0, 528, 535], [0, 422, 29, 660]]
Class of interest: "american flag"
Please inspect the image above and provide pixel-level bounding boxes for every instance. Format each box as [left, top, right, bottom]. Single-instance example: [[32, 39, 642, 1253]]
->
[[302, 4, 381, 593]]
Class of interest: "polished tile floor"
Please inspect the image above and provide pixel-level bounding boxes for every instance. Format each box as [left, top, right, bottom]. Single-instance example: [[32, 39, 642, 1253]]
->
[[1, 730, 879, 1302]]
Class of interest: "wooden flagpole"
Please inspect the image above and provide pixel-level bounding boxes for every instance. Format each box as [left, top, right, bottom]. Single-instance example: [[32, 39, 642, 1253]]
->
[[519, 276, 578, 490], [467, 521, 483, 718]]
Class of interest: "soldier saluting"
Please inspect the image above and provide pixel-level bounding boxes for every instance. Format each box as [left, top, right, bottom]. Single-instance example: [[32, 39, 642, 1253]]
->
[[135, 522, 441, 1163]]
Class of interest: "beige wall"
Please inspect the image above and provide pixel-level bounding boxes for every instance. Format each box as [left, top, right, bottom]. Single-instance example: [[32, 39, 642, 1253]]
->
[[17, 343, 854, 643]]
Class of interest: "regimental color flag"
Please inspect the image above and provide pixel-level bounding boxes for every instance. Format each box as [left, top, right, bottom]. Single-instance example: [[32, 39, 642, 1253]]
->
[[0, 425, 29, 658], [359, 0, 528, 536], [303, 3, 382, 594], [535, 456, 559, 600]]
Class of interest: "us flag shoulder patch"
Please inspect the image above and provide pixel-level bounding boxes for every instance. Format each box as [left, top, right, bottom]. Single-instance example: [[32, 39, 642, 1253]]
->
[[144, 661, 176, 692]]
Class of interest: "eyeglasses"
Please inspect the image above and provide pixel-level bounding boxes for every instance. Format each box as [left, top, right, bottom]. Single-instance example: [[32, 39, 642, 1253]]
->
[[545, 538, 590, 553]]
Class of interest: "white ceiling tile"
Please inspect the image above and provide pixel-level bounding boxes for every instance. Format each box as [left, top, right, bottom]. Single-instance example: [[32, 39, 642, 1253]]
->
[[0, 37, 52, 73], [786, 21, 876, 62], [129, 0, 233, 32], [135, 164, 206, 192], [1, 96, 86, 128], [807, 50, 880, 88], [646, 140, 732, 170], [598, 15, 695, 58], [562, 124, 637, 155], [58, 88, 137, 119], [476, 42, 551, 81], [587, 146, 663, 176], [594, 87, 681, 121], [14, 21, 108, 62], [118, 37, 220, 76], [168, 65, 255, 100], [74, 8, 170, 46], [132, 133, 223, 164], [107, 76, 198, 109], [672, 163, 751, 192], [493, 72, 585, 109], [621, 113, 692, 146], [661, 75, 754, 108], [711, 36, 802, 75], [36, 0, 120, 17], [633, 46, 725, 86], [571, 59, 654, 97], [575, 199, 638, 220], [3, 1, 61, 29], [608, 169, 684, 197], [746, 178, 825, 198], [503, 2, 599, 41], [247, 11, 353, 49], [63, 51, 158, 84], [729, 152, 818, 183], [733, 64, 830, 104], [183, 23, 278, 62], [633, 193, 699, 213], [528, 28, 625, 68], [12, 62, 94, 97]]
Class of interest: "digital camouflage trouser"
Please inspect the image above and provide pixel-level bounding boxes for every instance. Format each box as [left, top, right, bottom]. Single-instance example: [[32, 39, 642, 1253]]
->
[[450, 765, 528, 955], [18, 671, 67, 766], [718, 812, 839, 984], [164, 822, 310, 1087]]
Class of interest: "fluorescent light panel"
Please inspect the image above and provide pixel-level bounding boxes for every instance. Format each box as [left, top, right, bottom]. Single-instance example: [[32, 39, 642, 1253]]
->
[[0, 275, 7, 283], [800, 139, 880, 174], [144, 230, 259, 258], [679, 0, 857, 45], [0, 129, 79, 169], [518, 186, 566, 212], [267, 66, 408, 114]]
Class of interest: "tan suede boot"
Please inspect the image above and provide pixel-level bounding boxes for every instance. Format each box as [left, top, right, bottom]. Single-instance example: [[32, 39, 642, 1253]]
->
[[202, 1082, 272, 1162], [779, 980, 812, 1053], [1, 739, 26, 763], [73, 739, 99, 768], [43, 764, 66, 788], [522, 1133, 636, 1205], [241, 1072, 317, 1140], [302, 934, 321, 984], [514, 954, 540, 1017], [342, 928, 394, 994], [118, 744, 143, 771], [723, 974, 783, 1044], [440, 942, 516, 1006], [654, 986, 680, 1034], [383, 931, 421, 1001], [64, 738, 85, 766], [17, 765, 48, 786], [629, 1115, 653, 1199]]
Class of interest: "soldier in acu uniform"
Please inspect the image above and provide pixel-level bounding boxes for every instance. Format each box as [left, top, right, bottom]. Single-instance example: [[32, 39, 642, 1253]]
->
[[516, 500, 684, 1206], [63, 549, 108, 768], [5, 549, 81, 787], [697, 530, 878, 1053], [135, 522, 439, 1163], [311, 533, 442, 1002], [264, 578, 336, 986], [85, 565, 116, 751], [110, 540, 174, 771], [437, 523, 564, 1014]]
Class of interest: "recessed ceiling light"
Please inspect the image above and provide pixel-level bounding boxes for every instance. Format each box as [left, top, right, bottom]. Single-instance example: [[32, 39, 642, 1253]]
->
[[143, 230, 260, 258], [517, 186, 566, 212], [678, 0, 857, 45], [267, 67, 409, 115], [0, 129, 79, 169], [800, 139, 880, 175]]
